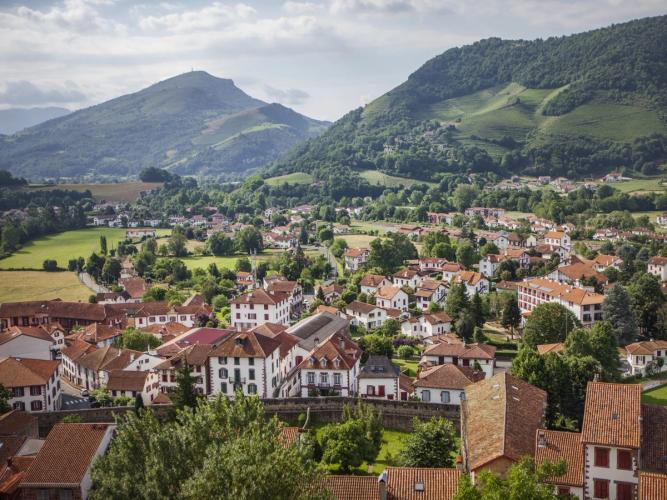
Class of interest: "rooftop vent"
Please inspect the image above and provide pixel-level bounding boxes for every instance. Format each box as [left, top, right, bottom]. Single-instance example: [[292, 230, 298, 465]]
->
[[537, 431, 547, 448], [612, 413, 620, 421], [415, 481, 424, 492]]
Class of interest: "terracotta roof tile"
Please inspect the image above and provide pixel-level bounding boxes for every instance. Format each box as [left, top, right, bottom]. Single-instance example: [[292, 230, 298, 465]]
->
[[385, 467, 461, 500], [230, 289, 288, 306], [359, 274, 388, 287], [344, 248, 369, 258], [423, 342, 496, 360], [641, 404, 667, 473], [210, 331, 282, 358], [154, 344, 213, 369], [0, 358, 59, 388], [0, 326, 53, 345], [536, 343, 565, 355], [22, 423, 114, 487], [639, 471, 667, 500], [534, 430, 584, 487], [61, 339, 98, 362], [323, 475, 379, 500], [377, 286, 404, 300], [581, 382, 641, 448], [106, 370, 149, 392], [414, 364, 482, 390], [299, 334, 360, 371], [0, 411, 37, 437]]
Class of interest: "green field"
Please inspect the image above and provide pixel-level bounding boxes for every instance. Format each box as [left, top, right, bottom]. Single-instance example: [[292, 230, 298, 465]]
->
[[393, 359, 420, 377], [0, 228, 170, 270], [599, 178, 665, 194], [360, 170, 436, 188], [27, 182, 163, 203], [180, 249, 320, 271], [0, 271, 92, 303], [339, 234, 377, 248], [264, 172, 314, 186], [642, 385, 667, 406]]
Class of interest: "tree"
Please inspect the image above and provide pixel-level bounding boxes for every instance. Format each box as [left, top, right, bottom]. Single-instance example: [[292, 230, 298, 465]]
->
[[90, 394, 325, 500], [100, 235, 108, 256], [397, 345, 415, 359], [86, 252, 105, 280], [319, 420, 368, 472], [501, 295, 521, 336], [358, 334, 394, 359], [42, 259, 58, 271], [118, 328, 161, 351], [628, 273, 664, 336], [168, 227, 188, 257], [446, 282, 469, 322], [522, 303, 580, 347], [367, 233, 417, 274], [329, 238, 348, 259], [235, 256, 252, 273], [456, 240, 477, 268], [469, 292, 485, 328], [565, 322, 621, 381], [455, 314, 476, 342], [401, 417, 458, 468], [171, 362, 199, 411], [207, 233, 235, 256], [134, 393, 145, 414], [142, 286, 166, 302], [101, 258, 121, 283], [452, 184, 479, 211], [236, 227, 264, 254], [0, 384, 11, 413], [455, 457, 567, 500]]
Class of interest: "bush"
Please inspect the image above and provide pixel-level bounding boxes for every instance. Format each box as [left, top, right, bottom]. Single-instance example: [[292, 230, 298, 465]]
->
[[42, 259, 58, 271], [397, 345, 416, 359]]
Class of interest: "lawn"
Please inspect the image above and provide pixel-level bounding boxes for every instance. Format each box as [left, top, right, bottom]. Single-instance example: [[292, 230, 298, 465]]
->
[[264, 172, 314, 186], [393, 358, 420, 377], [0, 271, 92, 303], [359, 170, 436, 188], [340, 234, 377, 248], [0, 228, 168, 270], [603, 178, 665, 194], [642, 384, 667, 407], [27, 182, 163, 203], [180, 249, 319, 271]]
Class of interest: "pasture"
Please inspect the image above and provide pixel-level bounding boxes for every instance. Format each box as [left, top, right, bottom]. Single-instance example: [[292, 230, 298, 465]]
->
[[180, 248, 320, 271], [264, 172, 313, 186], [0, 271, 91, 303], [359, 170, 436, 188], [27, 182, 163, 203]]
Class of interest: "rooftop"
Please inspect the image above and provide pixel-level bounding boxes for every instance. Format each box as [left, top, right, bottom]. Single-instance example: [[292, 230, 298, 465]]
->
[[534, 430, 584, 487], [581, 382, 641, 448]]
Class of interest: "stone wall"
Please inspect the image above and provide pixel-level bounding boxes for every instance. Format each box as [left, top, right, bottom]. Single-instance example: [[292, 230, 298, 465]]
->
[[36, 397, 460, 436]]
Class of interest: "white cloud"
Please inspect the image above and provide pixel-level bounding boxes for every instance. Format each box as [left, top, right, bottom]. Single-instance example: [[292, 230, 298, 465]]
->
[[0, 80, 86, 105], [139, 2, 257, 32], [264, 84, 310, 105], [283, 1, 321, 14]]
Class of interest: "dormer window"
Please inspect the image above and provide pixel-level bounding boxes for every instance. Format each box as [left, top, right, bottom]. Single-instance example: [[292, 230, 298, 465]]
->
[[320, 358, 327, 368]]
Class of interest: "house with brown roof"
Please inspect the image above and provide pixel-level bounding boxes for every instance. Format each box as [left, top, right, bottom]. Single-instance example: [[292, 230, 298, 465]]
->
[[107, 369, 159, 405], [392, 269, 425, 289], [297, 333, 362, 397], [359, 274, 391, 295], [414, 280, 447, 311], [230, 289, 290, 331], [117, 276, 147, 302], [543, 230, 571, 251], [62, 344, 142, 391], [534, 429, 585, 497], [401, 313, 452, 340], [265, 279, 304, 317], [421, 342, 496, 379], [315, 283, 345, 304], [548, 261, 609, 288], [155, 344, 215, 396], [414, 364, 483, 405], [592, 254, 623, 272], [125, 302, 211, 329], [639, 471, 667, 500], [0, 326, 55, 361], [0, 358, 61, 412], [0, 300, 115, 332], [453, 271, 489, 296], [19, 423, 115, 500], [344, 301, 389, 330], [0, 411, 38, 439], [440, 263, 465, 283], [344, 247, 370, 272], [375, 286, 409, 312], [461, 373, 546, 480], [648, 256, 667, 281], [68, 323, 123, 348], [622, 340, 667, 376]]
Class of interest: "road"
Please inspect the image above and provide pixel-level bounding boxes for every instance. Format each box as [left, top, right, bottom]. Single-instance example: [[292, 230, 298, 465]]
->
[[59, 376, 92, 409], [304, 244, 339, 278], [78, 271, 110, 294]]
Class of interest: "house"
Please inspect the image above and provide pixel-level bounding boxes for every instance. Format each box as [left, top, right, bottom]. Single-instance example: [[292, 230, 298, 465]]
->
[[107, 370, 160, 405], [543, 231, 571, 251], [375, 286, 409, 312], [534, 243, 570, 262], [428, 212, 456, 225], [461, 373, 546, 480], [62, 344, 142, 390], [0, 326, 54, 361], [534, 430, 585, 498], [648, 256, 667, 281], [592, 254, 623, 272], [60, 340, 97, 387], [126, 302, 211, 329], [622, 340, 667, 376], [0, 357, 61, 412], [397, 225, 424, 239], [501, 248, 530, 268], [344, 301, 388, 330], [209, 330, 287, 399], [392, 269, 423, 289], [639, 472, 667, 500], [230, 289, 290, 331], [358, 355, 402, 400], [517, 278, 604, 327], [344, 248, 369, 272], [125, 228, 156, 239], [453, 271, 489, 295], [603, 172, 625, 182], [155, 344, 214, 396], [536, 343, 565, 355], [19, 423, 115, 500], [401, 312, 452, 340], [315, 283, 344, 304], [68, 323, 123, 348], [0, 409, 38, 438], [359, 274, 391, 295], [117, 277, 147, 302], [264, 232, 298, 249], [96, 290, 132, 304], [656, 213, 667, 227], [414, 280, 447, 310], [298, 333, 362, 397], [479, 254, 502, 278], [465, 207, 505, 218], [235, 271, 256, 290], [441, 263, 465, 283], [548, 262, 608, 288], [418, 257, 449, 272], [414, 364, 483, 405], [421, 342, 496, 379], [0, 300, 118, 333], [265, 280, 304, 318]]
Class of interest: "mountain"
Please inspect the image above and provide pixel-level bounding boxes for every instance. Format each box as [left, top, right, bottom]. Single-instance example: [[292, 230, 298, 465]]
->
[[0, 107, 70, 135], [0, 71, 329, 180], [271, 16, 667, 181]]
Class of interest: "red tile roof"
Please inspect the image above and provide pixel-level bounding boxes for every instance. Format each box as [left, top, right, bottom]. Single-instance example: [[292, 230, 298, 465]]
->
[[639, 471, 667, 500], [0, 411, 37, 437], [385, 467, 461, 500], [299, 333, 361, 371], [322, 475, 379, 500], [210, 331, 282, 358], [22, 423, 114, 487], [106, 370, 149, 392], [641, 404, 667, 473], [0, 358, 59, 387], [0, 326, 53, 345], [230, 288, 288, 305], [423, 342, 496, 360], [581, 382, 641, 448], [359, 274, 388, 288], [534, 430, 584, 487], [413, 364, 483, 390]]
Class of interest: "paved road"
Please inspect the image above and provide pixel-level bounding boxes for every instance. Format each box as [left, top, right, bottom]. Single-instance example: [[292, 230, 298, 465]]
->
[[78, 271, 110, 294], [61, 393, 91, 410]]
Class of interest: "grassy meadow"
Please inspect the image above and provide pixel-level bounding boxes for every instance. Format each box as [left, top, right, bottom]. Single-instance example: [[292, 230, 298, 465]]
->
[[642, 384, 667, 407], [180, 248, 320, 271], [27, 182, 163, 203], [359, 170, 436, 188], [0, 227, 170, 270], [264, 172, 314, 186], [0, 271, 92, 303]]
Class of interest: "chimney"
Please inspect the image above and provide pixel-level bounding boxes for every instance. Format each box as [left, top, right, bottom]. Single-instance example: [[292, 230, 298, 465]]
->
[[339, 336, 345, 350], [378, 471, 387, 500], [537, 430, 547, 448], [455, 455, 463, 471]]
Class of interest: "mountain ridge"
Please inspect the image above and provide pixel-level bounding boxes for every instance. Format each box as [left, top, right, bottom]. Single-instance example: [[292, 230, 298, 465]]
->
[[0, 71, 329, 180], [0, 107, 70, 135]]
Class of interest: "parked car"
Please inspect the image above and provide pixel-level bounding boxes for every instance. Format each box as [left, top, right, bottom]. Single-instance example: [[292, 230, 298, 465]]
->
[[80, 389, 89, 397]]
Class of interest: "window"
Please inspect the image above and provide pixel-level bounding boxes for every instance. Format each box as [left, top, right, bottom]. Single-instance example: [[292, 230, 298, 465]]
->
[[616, 483, 632, 500], [249, 369, 255, 380], [367, 385, 375, 395], [12, 387, 24, 397], [219, 368, 228, 379], [421, 390, 431, 402], [320, 373, 329, 384], [31, 400, 43, 411], [249, 357, 254, 366], [593, 479, 609, 499], [307, 372, 315, 384], [248, 383, 257, 395], [12, 402, 25, 411], [36, 490, 49, 500], [441, 391, 451, 403], [617, 449, 632, 470], [594, 447, 609, 467], [220, 382, 227, 394], [59, 489, 73, 500], [234, 357, 240, 365], [557, 487, 570, 496], [333, 373, 341, 386], [218, 356, 227, 364]]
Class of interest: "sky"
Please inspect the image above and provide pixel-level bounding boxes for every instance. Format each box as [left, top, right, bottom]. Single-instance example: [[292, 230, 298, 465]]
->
[[0, 0, 665, 121]]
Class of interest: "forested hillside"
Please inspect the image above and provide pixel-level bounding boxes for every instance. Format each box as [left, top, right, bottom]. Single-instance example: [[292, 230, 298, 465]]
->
[[0, 72, 329, 180], [270, 16, 667, 182]]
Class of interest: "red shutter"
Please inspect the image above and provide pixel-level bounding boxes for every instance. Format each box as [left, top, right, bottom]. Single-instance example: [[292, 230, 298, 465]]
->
[[617, 449, 632, 470], [594, 479, 609, 498], [594, 447, 609, 467], [616, 483, 632, 500], [378, 385, 385, 396]]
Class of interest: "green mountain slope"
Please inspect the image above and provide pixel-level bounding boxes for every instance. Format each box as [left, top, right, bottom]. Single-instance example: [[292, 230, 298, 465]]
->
[[0, 71, 329, 180], [271, 16, 667, 181]]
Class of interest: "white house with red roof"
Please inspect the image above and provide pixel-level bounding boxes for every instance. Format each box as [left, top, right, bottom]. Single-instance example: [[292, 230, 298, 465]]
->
[[358, 274, 391, 295], [0, 326, 54, 361], [344, 247, 369, 272], [543, 230, 571, 251], [622, 340, 667, 376], [413, 364, 483, 405], [264, 279, 303, 317], [401, 312, 452, 339], [648, 256, 667, 281], [358, 355, 401, 400], [415, 279, 448, 310], [392, 269, 424, 289], [441, 262, 465, 283], [453, 271, 489, 295], [375, 286, 409, 312], [230, 289, 290, 331], [421, 342, 496, 379], [0, 357, 61, 412], [344, 301, 389, 330]]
